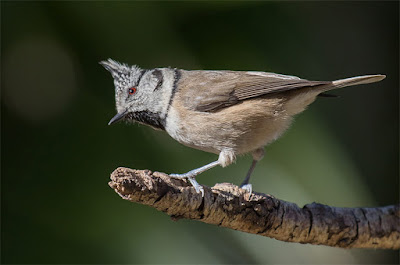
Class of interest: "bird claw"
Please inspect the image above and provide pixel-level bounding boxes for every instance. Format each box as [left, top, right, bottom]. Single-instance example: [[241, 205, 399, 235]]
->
[[240, 183, 253, 194], [169, 173, 205, 197]]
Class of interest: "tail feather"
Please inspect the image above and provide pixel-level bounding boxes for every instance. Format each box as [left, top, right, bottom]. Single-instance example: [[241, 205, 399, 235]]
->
[[285, 74, 385, 116], [331, 74, 386, 89]]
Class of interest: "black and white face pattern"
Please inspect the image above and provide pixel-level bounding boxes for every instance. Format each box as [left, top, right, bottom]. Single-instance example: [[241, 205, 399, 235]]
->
[[100, 59, 180, 130], [100, 59, 144, 111]]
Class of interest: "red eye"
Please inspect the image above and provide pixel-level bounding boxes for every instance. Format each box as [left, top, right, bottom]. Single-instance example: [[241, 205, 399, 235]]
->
[[128, 87, 136, 95]]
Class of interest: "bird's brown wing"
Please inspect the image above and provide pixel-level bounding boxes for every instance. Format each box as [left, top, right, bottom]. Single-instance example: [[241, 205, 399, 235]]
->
[[179, 70, 330, 112]]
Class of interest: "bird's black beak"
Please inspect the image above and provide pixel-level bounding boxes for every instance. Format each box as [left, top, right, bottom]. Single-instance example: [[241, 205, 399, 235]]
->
[[108, 110, 128, 125]]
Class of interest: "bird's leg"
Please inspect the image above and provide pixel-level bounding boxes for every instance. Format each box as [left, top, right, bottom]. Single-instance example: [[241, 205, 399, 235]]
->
[[170, 160, 220, 196], [169, 149, 235, 197], [240, 148, 265, 194], [240, 160, 258, 187]]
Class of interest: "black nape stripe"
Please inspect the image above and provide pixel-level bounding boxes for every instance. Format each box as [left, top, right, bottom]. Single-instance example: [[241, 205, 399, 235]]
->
[[152, 69, 164, 91], [172, 68, 181, 94], [126, 111, 166, 130], [136, 69, 147, 86], [165, 68, 181, 117]]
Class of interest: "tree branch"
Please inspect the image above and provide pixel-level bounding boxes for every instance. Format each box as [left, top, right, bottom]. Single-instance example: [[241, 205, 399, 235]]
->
[[109, 167, 400, 250]]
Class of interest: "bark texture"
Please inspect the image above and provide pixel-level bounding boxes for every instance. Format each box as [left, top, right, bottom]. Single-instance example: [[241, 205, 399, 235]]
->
[[109, 167, 400, 249]]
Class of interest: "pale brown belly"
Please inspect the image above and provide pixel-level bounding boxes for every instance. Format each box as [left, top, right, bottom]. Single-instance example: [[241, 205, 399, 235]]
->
[[165, 97, 292, 155]]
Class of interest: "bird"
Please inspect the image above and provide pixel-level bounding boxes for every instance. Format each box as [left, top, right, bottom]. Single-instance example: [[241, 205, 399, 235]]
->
[[100, 58, 385, 196]]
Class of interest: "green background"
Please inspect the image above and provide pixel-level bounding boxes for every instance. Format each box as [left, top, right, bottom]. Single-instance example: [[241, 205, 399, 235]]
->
[[1, 1, 399, 264]]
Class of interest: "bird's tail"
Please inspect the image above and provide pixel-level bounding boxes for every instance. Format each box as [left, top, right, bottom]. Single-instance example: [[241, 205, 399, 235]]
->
[[325, 74, 386, 91], [285, 74, 385, 116]]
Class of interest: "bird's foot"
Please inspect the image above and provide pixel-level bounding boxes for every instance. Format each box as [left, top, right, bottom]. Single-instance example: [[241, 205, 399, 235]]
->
[[169, 172, 205, 197], [240, 183, 253, 194]]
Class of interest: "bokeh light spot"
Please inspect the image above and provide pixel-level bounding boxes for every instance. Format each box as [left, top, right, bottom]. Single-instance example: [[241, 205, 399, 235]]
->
[[3, 37, 78, 123]]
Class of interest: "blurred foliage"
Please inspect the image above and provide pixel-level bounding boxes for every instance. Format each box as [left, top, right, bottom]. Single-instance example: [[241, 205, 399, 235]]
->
[[1, 1, 399, 264]]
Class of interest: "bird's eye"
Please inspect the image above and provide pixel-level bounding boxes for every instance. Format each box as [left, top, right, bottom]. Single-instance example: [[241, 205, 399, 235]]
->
[[128, 87, 136, 95]]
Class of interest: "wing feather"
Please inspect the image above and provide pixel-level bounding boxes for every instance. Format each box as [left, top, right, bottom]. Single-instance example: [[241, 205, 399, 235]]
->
[[179, 70, 330, 112]]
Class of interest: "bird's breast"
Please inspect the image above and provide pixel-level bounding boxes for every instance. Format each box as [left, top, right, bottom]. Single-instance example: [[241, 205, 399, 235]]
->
[[165, 97, 293, 155]]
